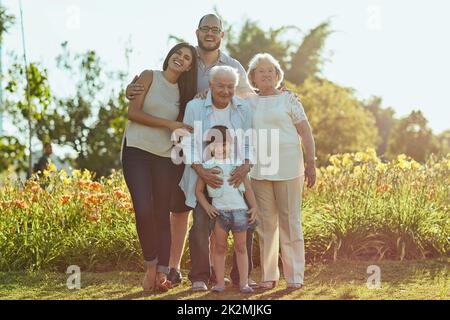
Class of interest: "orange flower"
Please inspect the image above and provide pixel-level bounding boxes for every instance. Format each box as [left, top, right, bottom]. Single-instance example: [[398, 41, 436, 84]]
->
[[119, 203, 134, 214], [376, 184, 393, 194], [86, 194, 99, 205], [114, 188, 128, 199], [89, 182, 102, 191], [26, 181, 41, 193], [87, 213, 100, 223], [97, 193, 108, 201], [0, 200, 11, 210], [77, 179, 90, 189], [77, 191, 88, 199], [13, 200, 27, 209], [60, 195, 72, 205]]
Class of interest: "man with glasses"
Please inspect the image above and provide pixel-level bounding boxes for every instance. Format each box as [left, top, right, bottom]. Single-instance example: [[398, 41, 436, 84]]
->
[[194, 14, 253, 97], [126, 14, 253, 99], [125, 14, 256, 291]]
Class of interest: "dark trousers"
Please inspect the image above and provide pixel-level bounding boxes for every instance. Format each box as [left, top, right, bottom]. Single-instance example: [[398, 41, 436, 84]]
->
[[188, 202, 254, 284], [122, 142, 172, 274]]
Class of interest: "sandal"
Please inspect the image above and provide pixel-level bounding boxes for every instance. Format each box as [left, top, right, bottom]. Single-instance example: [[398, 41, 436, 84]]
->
[[156, 273, 173, 292], [258, 281, 278, 290], [287, 283, 303, 289], [240, 285, 254, 294], [211, 285, 225, 293], [248, 278, 259, 288]]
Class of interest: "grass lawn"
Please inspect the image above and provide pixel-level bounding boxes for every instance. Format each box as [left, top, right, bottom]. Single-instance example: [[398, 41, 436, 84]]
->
[[0, 259, 448, 300]]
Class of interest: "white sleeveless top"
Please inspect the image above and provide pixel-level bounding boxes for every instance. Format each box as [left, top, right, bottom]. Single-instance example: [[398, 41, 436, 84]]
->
[[122, 70, 180, 158]]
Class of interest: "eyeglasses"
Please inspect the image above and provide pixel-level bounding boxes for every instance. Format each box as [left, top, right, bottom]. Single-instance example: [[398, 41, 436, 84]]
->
[[199, 26, 221, 35]]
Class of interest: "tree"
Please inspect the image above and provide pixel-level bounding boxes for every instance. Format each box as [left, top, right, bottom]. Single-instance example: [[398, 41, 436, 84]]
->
[[286, 21, 332, 85], [225, 19, 295, 73], [3, 60, 54, 175], [77, 92, 128, 177], [3, 41, 129, 176], [218, 12, 332, 85], [0, 136, 26, 172], [52, 42, 128, 176], [0, 5, 15, 42], [436, 129, 450, 157], [53, 42, 104, 167], [4, 61, 52, 141], [289, 78, 379, 164], [387, 110, 438, 162], [0, 6, 23, 172], [363, 96, 397, 157]]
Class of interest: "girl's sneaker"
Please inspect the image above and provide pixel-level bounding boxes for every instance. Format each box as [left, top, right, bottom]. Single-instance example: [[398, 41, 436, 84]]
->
[[212, 285, 225, 293], [240, 285, 254, 294]]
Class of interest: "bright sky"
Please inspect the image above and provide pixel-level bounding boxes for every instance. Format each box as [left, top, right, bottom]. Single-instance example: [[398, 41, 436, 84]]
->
[[2, 0, 450, 139]]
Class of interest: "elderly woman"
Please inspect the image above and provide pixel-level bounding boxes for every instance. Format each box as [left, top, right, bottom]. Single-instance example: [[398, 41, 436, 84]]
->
[[246, 53, 316, 289]]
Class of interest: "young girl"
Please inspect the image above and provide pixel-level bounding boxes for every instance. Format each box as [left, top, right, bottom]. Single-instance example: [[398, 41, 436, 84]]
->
[[195, 125, 258, 293]]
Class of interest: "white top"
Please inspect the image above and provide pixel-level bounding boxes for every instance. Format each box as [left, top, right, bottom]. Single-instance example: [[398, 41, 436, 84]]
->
[[205, 158, 248, 211], [248, 92, 308, 181], [210, 103, 232, 128]]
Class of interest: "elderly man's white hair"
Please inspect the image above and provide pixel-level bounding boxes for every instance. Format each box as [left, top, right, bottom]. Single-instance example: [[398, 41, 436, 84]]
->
[[209, 65, 240, 86], [247, 53, 284, 90]]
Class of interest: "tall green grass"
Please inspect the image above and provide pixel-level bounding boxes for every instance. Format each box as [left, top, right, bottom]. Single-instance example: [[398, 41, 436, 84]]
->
[[0, 150, 449, 271]]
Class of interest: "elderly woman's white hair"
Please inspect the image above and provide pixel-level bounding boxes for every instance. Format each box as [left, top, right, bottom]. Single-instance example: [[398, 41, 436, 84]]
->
[[247, 53, 284, 90], [209, 65, 240, 86]]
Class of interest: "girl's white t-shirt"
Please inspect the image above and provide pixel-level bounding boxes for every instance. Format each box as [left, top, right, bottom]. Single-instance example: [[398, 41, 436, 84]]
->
[[204, 158, 248, 211]]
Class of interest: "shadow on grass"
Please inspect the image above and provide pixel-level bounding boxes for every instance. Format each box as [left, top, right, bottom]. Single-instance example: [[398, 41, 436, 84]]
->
[[117, 290, 160, 300], [1, 259, 448, 300]]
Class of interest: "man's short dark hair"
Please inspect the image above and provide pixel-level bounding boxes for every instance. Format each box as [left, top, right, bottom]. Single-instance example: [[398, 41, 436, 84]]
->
[[198, 14, 223, 29]]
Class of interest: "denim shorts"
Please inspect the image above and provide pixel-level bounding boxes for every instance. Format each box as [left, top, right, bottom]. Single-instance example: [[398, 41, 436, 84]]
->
[[216, 209, 249, 233]]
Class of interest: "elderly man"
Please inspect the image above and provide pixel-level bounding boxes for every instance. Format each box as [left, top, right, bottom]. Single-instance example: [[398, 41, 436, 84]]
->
[[126, 14, 255, 287], [180, 65, 254, 291]]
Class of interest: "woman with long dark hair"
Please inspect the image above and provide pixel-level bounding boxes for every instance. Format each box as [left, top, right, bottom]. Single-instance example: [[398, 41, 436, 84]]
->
[[120, 42, 197, 292]]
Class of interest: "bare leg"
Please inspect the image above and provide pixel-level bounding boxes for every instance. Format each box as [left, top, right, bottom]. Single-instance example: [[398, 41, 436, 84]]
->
[[213, 222, 228, 288], [169, 211, 190, 270], [210, 231, 216, 269], [142, 265, 156, 291], [232, 230, 248, 288]]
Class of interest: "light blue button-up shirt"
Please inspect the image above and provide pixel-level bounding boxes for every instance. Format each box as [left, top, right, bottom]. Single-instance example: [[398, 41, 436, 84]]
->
[[179, 91, 253, 208]]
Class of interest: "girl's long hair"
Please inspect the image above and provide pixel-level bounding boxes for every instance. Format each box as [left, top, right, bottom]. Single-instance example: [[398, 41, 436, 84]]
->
[[163, 42, 198, 121]]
